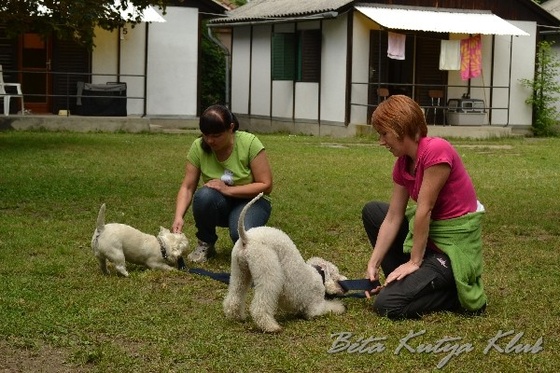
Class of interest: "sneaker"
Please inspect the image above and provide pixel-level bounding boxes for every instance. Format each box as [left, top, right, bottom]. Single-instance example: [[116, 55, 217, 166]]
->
[[187, 240, 216, 263]]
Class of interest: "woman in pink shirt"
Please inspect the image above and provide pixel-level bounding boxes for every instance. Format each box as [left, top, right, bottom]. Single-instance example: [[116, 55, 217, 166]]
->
[[363, 95, 486, 319]]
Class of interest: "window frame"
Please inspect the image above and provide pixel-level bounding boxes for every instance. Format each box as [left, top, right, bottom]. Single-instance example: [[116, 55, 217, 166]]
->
[[271, 29, 321, 83]]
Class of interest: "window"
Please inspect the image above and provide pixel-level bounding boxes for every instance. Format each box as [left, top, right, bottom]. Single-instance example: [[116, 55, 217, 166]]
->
[[272, 33, 296, 80], [272, 30, 321, 82]]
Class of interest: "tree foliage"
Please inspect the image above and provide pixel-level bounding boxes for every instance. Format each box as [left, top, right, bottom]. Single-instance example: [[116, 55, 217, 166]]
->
[[520, 40, 560, 137], [200, 24, 226, 110], [0, 0, 167, 49]]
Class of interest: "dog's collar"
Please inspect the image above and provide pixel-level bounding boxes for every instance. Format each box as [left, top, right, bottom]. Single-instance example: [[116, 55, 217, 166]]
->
[[313, 265, 338, 300], [157, 237, 168, 260], [312, 265, 326, 284]]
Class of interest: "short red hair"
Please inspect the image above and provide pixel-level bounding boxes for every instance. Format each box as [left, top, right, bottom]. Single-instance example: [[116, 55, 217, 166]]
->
[[371, 95, 427, 141]]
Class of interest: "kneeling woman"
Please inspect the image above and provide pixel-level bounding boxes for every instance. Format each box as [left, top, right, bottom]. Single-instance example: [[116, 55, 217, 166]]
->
[[363, 95, 486, 319], [172, 105, 273, 263]]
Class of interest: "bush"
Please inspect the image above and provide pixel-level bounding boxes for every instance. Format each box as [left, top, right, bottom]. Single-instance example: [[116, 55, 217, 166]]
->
[[520, 40, 560, 137], [200, 21, 226, 110]]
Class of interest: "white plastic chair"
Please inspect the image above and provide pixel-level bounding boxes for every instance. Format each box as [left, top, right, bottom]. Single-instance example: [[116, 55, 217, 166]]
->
[[0, 65, 25, 115]]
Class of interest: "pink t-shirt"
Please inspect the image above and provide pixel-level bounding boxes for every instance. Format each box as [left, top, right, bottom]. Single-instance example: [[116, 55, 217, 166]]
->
[[393, 137, 477, 220]]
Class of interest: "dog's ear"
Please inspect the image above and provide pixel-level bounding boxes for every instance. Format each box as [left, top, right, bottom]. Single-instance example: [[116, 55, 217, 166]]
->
[[315, 259, 336, 279], [159, 226, 170, 235], [320, 263, 331, 279]]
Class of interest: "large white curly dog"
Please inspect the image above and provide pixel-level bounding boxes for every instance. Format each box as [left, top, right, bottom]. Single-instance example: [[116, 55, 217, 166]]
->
[[223, 193, 347, 333]]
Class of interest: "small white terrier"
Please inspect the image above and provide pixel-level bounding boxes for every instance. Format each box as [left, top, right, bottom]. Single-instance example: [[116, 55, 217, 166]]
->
[[223, 193, 347, 333], [91, 204, 188, 277]]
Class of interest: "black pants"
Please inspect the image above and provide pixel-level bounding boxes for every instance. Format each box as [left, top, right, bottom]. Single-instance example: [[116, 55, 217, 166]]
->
[[362, 201, 461, 319]]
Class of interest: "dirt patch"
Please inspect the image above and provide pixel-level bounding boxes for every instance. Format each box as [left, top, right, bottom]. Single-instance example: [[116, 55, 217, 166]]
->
[[0, 340, 89, 373]]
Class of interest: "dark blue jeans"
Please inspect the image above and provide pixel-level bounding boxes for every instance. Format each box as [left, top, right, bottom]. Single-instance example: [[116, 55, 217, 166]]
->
[[362, 201, 461, 319], [192, 186, 272, 245]]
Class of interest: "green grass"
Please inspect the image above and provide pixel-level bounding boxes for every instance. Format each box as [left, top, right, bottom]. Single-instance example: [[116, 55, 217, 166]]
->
[[0, 131, 559, 372]]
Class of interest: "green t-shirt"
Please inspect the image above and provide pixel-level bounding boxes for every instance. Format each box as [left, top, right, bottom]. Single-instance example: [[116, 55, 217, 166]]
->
[[187, 131, 265, 186]]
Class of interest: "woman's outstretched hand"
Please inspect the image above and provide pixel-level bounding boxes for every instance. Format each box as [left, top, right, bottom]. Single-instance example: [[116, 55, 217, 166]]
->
[[384, 260, 420, 285]]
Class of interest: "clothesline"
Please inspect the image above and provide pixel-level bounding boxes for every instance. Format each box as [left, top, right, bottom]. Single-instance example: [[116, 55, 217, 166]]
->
[[378, 28, 481, 42], [384, 30, 482, 80]]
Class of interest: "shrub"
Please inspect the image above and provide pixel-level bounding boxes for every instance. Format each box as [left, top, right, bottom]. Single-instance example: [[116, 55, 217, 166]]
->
[[520, 40, 560, 137]]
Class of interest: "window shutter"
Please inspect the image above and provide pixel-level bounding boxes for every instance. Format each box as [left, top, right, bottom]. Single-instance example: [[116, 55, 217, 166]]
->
[[272, 33, 295, 80], [298, 30, 321, 82]]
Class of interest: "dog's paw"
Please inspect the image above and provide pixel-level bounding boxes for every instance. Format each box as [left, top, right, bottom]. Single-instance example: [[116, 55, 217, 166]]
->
[[223, 300, 246, 321], [329, 301, 346, 315]]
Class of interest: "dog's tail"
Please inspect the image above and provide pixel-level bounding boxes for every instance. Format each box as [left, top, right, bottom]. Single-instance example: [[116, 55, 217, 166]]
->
[[95, 203, 106, 232], [238, 192, 264, 246], [91, 204, 106, 252]]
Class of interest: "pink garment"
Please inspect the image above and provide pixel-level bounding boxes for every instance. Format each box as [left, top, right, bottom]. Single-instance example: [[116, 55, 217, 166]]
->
[[387, 32, 406, 60], [392, 137, 478, 220], [460, 34, 482, 80]]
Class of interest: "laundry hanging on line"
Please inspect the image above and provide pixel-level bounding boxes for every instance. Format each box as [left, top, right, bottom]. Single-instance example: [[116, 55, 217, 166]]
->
[[387, 32, 406, 60], [460, 34, 482, 80], [439, 39, 461, 71]]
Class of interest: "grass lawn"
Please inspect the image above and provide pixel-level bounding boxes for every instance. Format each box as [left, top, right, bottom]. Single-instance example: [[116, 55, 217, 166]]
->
[[0, 131, 559, 372]]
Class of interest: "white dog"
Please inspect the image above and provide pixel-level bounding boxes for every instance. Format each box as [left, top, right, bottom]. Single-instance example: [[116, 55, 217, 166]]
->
[[91, 204, 189, 277], [223, 193, 347, 333]]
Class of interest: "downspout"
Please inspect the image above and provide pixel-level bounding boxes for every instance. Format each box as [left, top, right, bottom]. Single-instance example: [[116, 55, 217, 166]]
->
[[489, 35, 495, 125], [318, 20, 323, 127], [143, 23, 149, 117], [505, 35, 514, 127], [344, 10, 353, 127], [292, 25, 296, 123], [117, 26, 122, 82], [207, 26, 231, 108]]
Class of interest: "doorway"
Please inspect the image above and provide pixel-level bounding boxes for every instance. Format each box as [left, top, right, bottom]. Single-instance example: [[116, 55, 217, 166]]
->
[[367, 30, 448, 124], [19, 33, 52, 114]]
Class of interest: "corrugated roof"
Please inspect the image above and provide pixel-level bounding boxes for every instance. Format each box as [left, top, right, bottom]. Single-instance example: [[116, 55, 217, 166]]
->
[[213, 0, 234, 11], [356, 4, 529, 36], [210, 0, 354, 23], [542, 0, 560, 18], [210, 1, 529, 36]]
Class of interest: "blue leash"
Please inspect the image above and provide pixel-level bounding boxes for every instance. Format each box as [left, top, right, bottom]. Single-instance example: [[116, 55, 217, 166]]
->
[[187, 268, 380, 299], [188, 268, 231, 284]]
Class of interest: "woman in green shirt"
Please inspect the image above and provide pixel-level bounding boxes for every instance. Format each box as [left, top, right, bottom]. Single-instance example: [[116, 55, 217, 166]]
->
[[172, 105, 273, 263]]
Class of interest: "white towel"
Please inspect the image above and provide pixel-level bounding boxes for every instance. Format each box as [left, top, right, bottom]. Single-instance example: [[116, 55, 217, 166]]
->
[[439, 39, 461, 70], [387, 32, 406, 60]]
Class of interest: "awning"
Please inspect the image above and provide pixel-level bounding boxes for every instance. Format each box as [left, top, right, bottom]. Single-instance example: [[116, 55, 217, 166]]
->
[[356, 5, 529, 36]]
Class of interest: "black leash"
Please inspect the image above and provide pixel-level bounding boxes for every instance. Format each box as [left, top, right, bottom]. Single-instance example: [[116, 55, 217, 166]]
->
[[186, 268, 380, 299], [188, 268, 231, 284]]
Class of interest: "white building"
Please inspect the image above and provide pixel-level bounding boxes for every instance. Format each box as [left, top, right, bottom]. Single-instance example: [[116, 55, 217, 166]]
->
[[0, 1, 230, 118], [210, 0, 560, 137]]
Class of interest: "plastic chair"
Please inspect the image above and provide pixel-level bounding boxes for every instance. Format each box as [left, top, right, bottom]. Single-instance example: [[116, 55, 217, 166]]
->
[[0, 65, 25, 115], [427, 89, 444, 125]]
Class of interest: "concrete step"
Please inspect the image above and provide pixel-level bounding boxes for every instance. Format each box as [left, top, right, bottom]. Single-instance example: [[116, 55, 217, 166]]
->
[[149, 117, 199, 130]]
